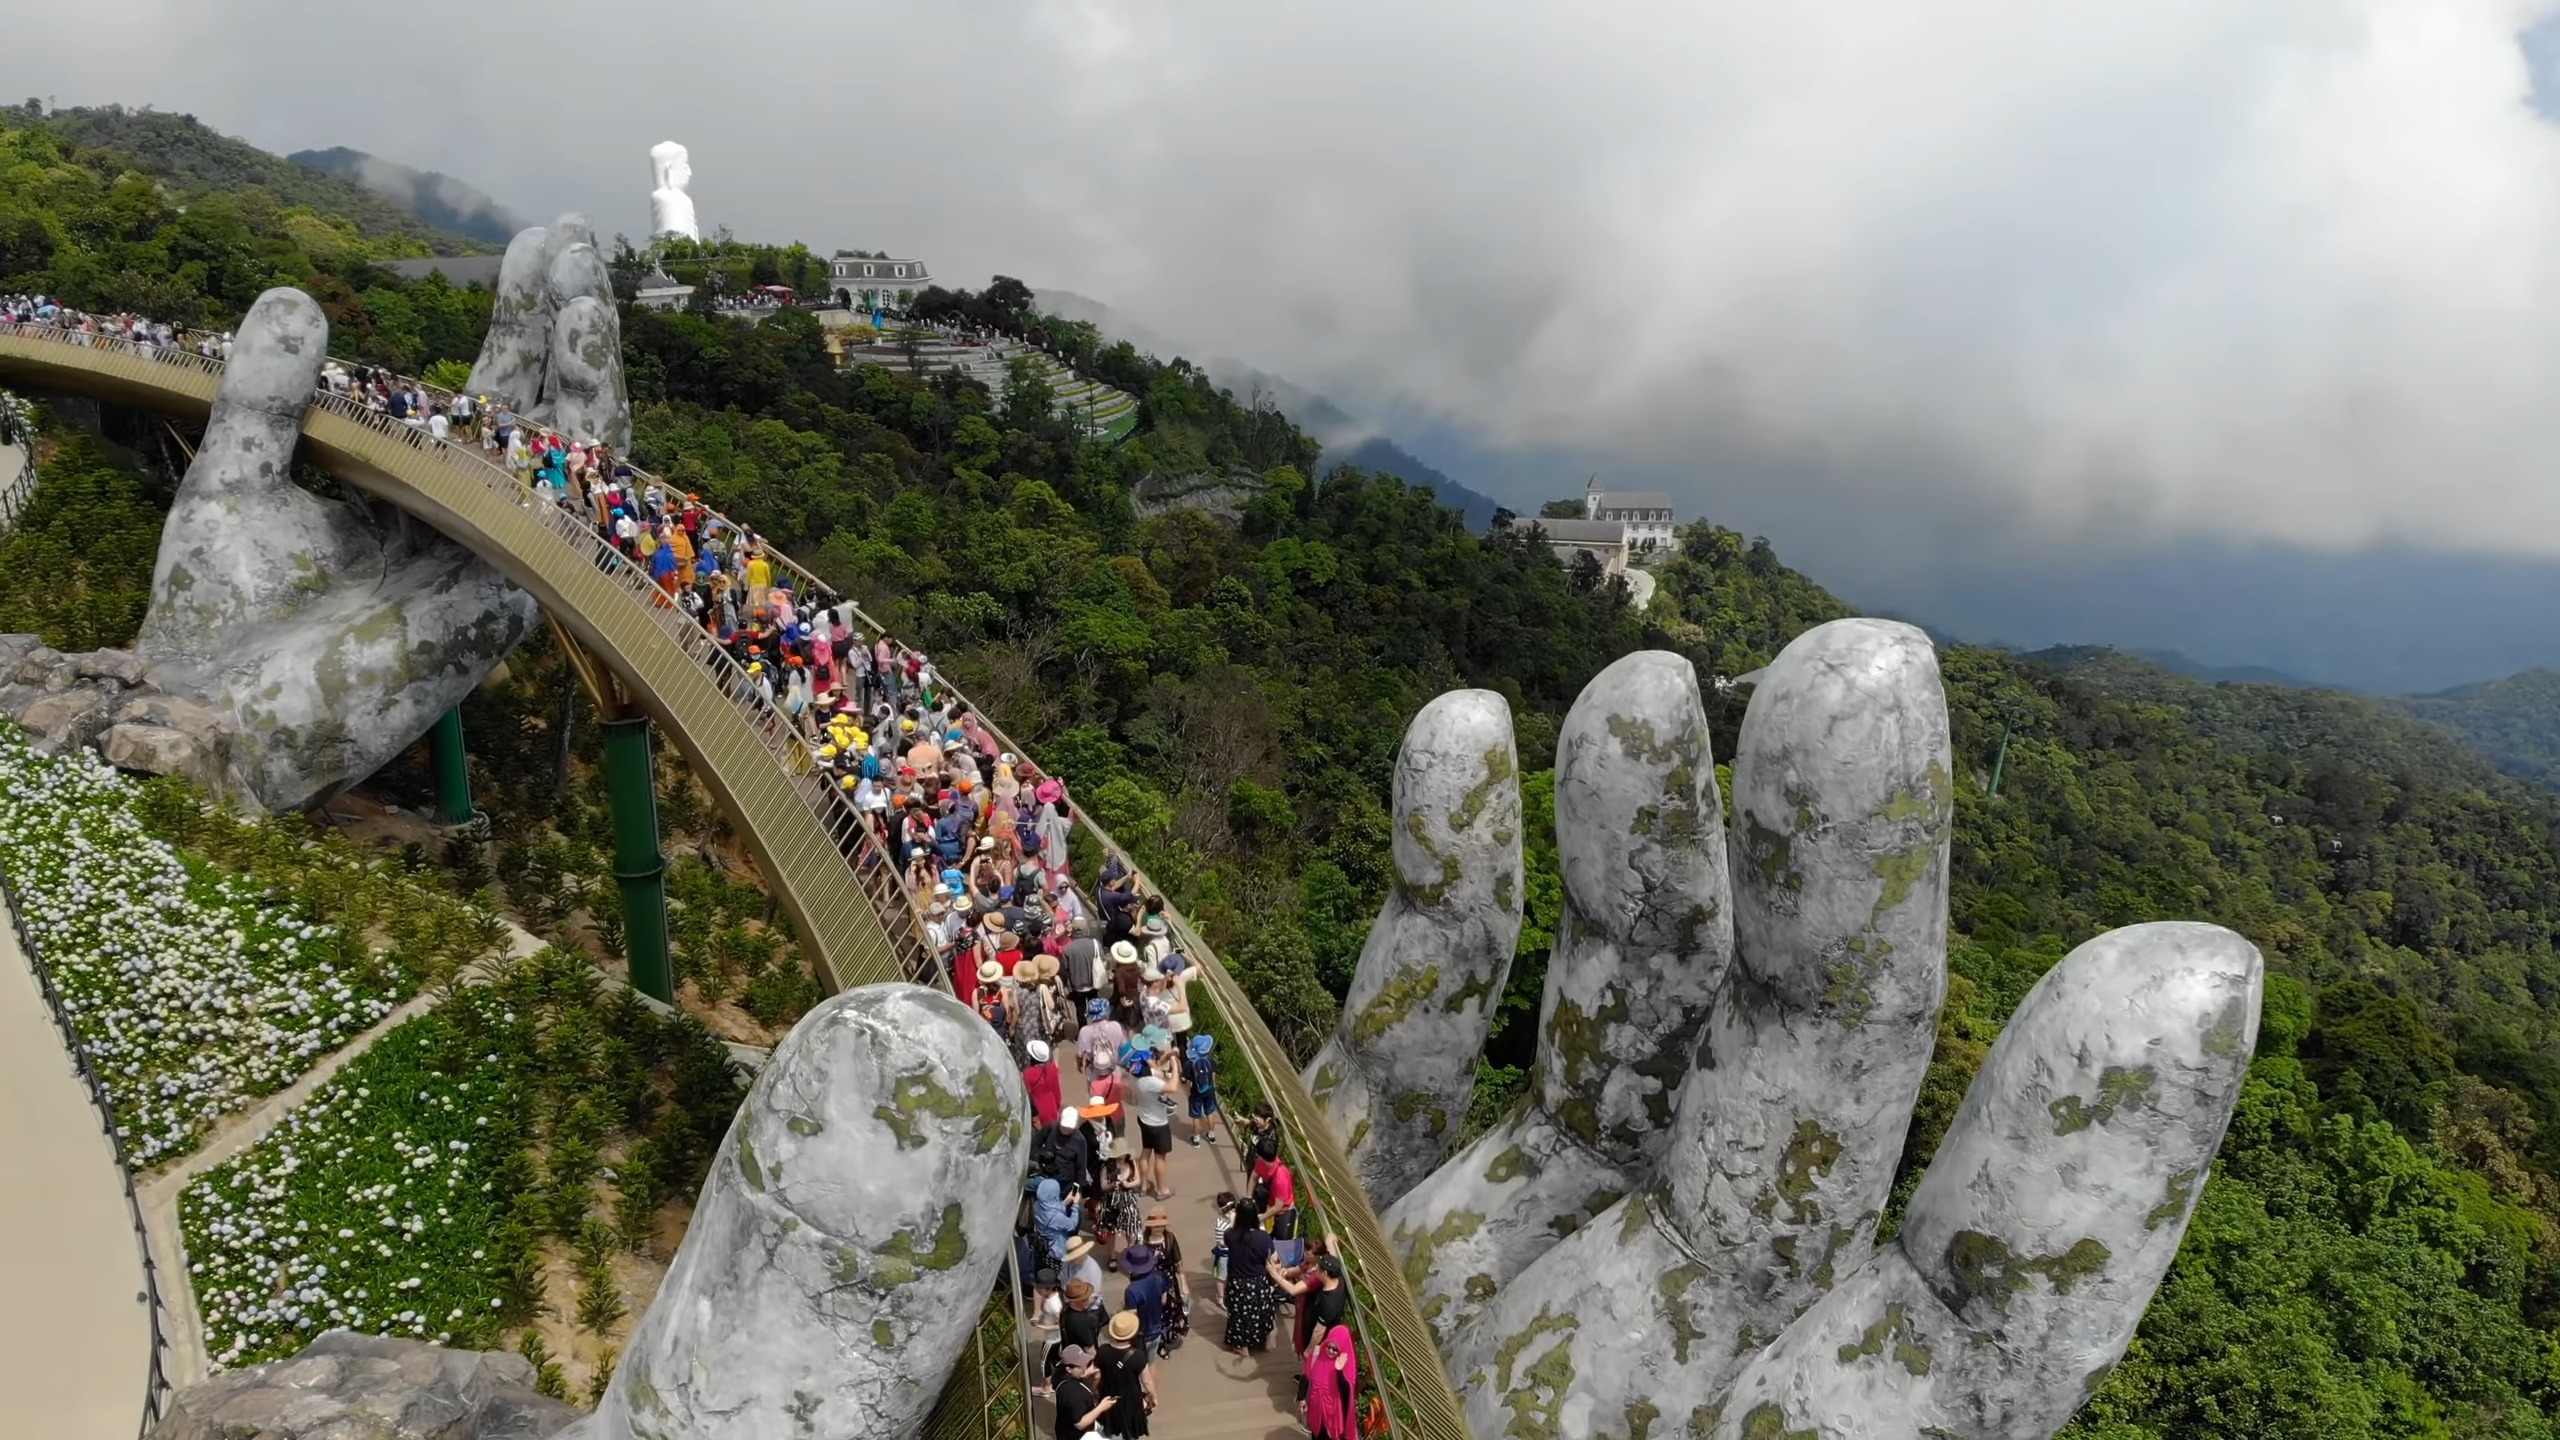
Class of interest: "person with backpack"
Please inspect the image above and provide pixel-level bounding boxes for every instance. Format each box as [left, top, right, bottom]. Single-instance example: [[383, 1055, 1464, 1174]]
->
[[1184, 1035, 1222, 1147]]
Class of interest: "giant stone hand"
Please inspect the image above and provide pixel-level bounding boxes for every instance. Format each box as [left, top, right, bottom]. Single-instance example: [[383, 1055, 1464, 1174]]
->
[[136, 214, 625, 812], [1337, 619, 2261, 1439]]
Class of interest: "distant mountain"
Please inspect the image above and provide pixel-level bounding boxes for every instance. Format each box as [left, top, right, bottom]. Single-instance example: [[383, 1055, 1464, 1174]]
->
[[2385, 668, 2560, 792], [2129, 648, 2325, 690], [2022, 645, 2512, 789], [17, 105, 487, 254], [1029, 286, 1506, 529], [288, 147, 523, 248]]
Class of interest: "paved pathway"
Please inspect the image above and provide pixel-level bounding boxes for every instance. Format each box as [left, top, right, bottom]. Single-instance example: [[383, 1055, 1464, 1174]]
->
[[1030, 1057, 1302, 1440], [0, 912, 151, 1439]]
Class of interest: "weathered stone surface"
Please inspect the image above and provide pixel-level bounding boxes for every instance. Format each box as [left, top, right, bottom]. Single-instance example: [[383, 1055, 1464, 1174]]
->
[[0, 631, 40, 674], [135, 287, 538, 812], [0, 681, 35, 716], [569, 984, 1029, 1440], [100, 721, 204, 779], [466, 225, 555, 410], [1703, 923, 2261, 1440], [69, 647, 150, 684], [544, 294, 630, 450], [1305, 689, 1521, 1209], [15, 643, 60, 684], [115, 689, 227, 739], [19, 687, 111, 754], [1384, 651, 1728, 1348], [150, 1329, 578, 1440], [1449, 620, 1953, 1435]]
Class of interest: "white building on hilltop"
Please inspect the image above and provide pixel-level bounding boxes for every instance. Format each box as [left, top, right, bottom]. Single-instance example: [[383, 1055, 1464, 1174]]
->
[[828, 252, 933, 311], [1584, 477, 1676, 553]]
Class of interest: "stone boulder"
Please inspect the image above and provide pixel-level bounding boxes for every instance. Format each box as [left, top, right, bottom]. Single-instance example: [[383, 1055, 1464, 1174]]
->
[[70, 647, 151, 685], [150, 1330, 579, 1440], [100, 722, 210, 788], [18, 689, 112, 755], [14, 644, 60, 685]]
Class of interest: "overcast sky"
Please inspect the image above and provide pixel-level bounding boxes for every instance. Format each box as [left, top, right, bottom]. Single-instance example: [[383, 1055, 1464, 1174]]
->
[[14, 1, 2560, 587]]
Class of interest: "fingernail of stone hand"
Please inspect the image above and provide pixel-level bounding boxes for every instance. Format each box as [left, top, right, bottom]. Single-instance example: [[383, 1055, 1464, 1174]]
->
[[590, 985, 1029, 1440], [1311, 688, 1520, 1209]]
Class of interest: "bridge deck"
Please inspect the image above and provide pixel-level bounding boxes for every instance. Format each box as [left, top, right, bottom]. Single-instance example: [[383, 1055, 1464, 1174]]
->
[[1030, 1057, 1301, 1440]]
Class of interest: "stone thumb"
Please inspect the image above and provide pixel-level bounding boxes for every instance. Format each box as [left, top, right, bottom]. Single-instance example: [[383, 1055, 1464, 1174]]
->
[[580, 984, 1031, 1440]]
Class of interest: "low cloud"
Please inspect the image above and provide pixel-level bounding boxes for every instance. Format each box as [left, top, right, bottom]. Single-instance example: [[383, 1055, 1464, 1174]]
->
[[15, 0, 2560, 558]]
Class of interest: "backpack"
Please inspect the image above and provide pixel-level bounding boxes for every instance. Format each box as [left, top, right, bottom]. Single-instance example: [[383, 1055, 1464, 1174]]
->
[[1185, 1050, 1215, 1092]]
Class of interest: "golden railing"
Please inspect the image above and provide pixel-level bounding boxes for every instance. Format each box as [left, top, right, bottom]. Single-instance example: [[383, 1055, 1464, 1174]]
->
[[0, 319, 1469, 1439]]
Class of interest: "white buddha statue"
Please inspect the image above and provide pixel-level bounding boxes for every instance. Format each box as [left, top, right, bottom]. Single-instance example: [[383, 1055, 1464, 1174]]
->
[[649, 141, 699, 241]]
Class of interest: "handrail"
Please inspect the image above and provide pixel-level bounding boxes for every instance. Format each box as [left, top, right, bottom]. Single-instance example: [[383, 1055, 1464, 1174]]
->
[[0, 857, 174, 1437], [0, 318, 1464, 1438]]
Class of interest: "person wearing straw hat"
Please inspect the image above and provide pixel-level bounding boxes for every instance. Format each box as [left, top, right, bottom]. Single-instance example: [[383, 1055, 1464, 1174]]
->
[[1108, 939, 1145, 1033], [1097, 1309, 1156, 1437], [1061, 1235, 1106, 1304], [972, 958, 1005, 1028], [1139, 1208, 1191, 1351]]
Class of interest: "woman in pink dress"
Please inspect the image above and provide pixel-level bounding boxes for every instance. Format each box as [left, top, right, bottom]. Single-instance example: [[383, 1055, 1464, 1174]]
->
[[1300, 1323, 1360, 1440]]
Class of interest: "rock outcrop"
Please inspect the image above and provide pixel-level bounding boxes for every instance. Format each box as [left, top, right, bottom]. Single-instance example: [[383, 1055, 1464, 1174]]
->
[[150, 1330, 577, 1440], [0, 634, 254, 802]]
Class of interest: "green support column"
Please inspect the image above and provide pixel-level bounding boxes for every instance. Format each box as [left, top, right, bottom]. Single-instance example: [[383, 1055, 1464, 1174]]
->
[[600, 714, 675, 1003], [428, 707, 475, 826]]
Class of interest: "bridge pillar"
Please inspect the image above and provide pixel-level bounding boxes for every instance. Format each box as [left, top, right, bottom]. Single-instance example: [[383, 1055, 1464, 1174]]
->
[[428, 707, 475, 826], [601, 713, 676, 1004]]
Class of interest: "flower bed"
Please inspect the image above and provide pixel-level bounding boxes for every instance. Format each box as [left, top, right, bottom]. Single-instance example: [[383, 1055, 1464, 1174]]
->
[[0, 730, 411, 1163], [182, 946, 747, 1372]]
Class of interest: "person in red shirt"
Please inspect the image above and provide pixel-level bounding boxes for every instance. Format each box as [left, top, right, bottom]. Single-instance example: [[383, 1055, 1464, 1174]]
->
[[1022, 1040, 1062, 1130]]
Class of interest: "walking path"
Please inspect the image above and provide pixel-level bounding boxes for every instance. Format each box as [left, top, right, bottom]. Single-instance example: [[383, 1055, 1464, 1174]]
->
[[0, 907, 151, 1439], [1029, 1056, 1301, 1440]]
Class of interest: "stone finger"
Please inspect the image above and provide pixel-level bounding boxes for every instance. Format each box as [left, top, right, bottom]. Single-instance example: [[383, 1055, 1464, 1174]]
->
[[1702, 922, 2262, 1440], [138, 287, 331, 658], [465, 225, 554, 410], [1305, 688, 1520, 1208], [546, 294, 631, 451], [1446, 619, 1953, 1435], [582, 984, 1030, 1440], [1386, 651, 1727, 1352]]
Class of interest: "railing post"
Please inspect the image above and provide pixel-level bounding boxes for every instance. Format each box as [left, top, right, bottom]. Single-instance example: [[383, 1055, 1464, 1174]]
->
[[600, 714, 677, 1003], [427, 707, 475, 826]]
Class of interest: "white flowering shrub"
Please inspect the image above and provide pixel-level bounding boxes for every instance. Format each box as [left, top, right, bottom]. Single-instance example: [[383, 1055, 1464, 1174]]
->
[[183, 987, 535, 1370], [0, 730, 409, 1162], [184, 947, 747, 1371]]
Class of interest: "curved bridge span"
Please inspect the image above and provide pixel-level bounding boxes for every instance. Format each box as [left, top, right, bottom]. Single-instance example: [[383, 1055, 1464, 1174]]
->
[[0, 322, 1472, 1440], [0, 325, 915, 994]]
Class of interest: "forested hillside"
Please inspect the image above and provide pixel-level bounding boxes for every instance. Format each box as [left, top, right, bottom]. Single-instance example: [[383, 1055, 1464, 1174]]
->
[[5, 104, 484, 254], [7, 108, 2560, 1436], [2394, 668, 2560, 793]]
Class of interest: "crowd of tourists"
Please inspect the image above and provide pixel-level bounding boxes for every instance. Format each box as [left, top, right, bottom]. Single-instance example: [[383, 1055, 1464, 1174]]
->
[[0, 298, 1368, 1439]]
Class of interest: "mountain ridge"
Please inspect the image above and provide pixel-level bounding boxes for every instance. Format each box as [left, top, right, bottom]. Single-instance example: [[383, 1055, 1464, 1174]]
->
[[287, 147, 524, 248]]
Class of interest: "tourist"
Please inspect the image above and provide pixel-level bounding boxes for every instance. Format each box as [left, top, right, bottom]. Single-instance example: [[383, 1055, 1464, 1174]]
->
[[1220, 1199, 1282, 1355], [1031, 1170, 1081, 1271], [1050, 1345, 1112, 1440], [1076, 998, 1126, 1075], [1183, 1035, 1222, 1147], [1096, 1141, 1143, 1267], [1130, 1049, 1176, 1201], [1121, 1242, 1170, 1359], [1139, 1209, 1192, 1353], [1061, 1234, 1106, 1303], [1022, 1045, 1063, 1135], [1300, 1324, 1361, 1440], [1045, 1109, 1092, 1195], [1278, 1249, 1349, 1358], [1097, 1310, 1155, 1438]]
